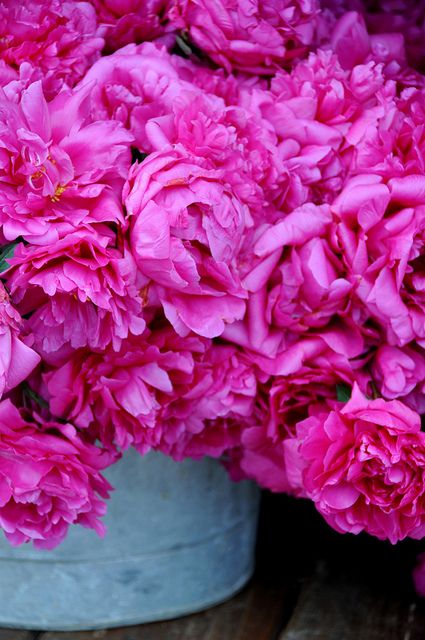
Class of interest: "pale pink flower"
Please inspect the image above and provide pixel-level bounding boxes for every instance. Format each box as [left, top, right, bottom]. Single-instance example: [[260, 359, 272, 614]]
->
[[0, 0, 104, 98], [286, 384, 425, 543], [0, 399, 111, 549], [168, 0, 319, 74]]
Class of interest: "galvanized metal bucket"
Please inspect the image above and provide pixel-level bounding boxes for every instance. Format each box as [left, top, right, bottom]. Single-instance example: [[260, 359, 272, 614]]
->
[[0, 450, 260, 631]]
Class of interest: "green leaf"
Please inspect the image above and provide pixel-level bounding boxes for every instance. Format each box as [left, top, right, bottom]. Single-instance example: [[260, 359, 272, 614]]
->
[[175, 34, 192, 57], [131, 148, 148, 165], [336, 384, 352, 403], [0, 242, 19, 274], [22, 383, 49, 410]]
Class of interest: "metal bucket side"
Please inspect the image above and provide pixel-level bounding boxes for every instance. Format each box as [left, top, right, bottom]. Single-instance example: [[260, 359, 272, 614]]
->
[[0, 450, 260, 630]]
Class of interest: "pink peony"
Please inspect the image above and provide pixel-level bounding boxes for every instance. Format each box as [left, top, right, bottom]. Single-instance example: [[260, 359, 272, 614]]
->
[[286, 384, 425, 543], [234, 339, 368, 493], [45, 327, 205, 453], [413, 553, 425, 597], [0, 80, 133, 244], [364, 0, 425, 73], [0, 399, 111, 549], [251, 202, 352, 335], [4, 228, 146, 354], [156, 341, 258, 460], [45, 324, 257, 459], [144, 90, 282, 211], [91, 0, 171, 52], [0, 282, 40, 397], [168, 0, 319, 74], [0, 0, 104, 98], [241, 49, 395, 210], [80, 42, 197, 152], [335, 174, 425, 347], [124, 148, 251, 338], [372, 345, 425, 409], [224, 201, 359, 360]]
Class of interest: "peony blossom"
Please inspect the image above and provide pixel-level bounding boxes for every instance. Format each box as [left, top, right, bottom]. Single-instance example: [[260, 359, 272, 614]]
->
[[372, 345, 425, 410], [45, 328, 207, 453], [45, 324, 258, 459], [124, 147, 251, 338], [0, 80, 133, 244], [0, 0, 104, 98], [414, 553, 425, 597], [0, 399, 111, 549], [91, 0, 171, 52], [0, 282, 40, 397], [4, 228, 145, 354], [80, 42, 197, 152], [144, 90, 282, 212], [234, 339, 368, 493], [168, 0, 319, 74], [286, 384, 425, 543], [155, 340, 259, 460], [335, 174, 425, 348]]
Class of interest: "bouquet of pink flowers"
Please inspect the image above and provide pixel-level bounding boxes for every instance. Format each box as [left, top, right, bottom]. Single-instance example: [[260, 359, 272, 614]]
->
[[2, 0, 425, 591]]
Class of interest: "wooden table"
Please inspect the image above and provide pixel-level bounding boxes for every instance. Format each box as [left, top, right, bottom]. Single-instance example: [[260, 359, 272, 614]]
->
[[3, 492, 425, 640]]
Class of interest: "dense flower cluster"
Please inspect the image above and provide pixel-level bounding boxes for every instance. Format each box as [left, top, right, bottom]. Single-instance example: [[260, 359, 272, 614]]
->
[[1, 1, 425, 595]]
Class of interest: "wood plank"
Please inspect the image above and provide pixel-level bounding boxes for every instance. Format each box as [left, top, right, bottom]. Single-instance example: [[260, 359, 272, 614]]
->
[[395, 598, 425, 640], [0, 631, 36, 640], [279, 559, 409, 640], [38, 576, 290, 640]]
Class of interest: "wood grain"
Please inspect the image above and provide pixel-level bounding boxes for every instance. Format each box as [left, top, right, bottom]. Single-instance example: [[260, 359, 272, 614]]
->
[[279, 560, 409, 640], [38, 577, 289, 640], [0, 631, 36, 640]]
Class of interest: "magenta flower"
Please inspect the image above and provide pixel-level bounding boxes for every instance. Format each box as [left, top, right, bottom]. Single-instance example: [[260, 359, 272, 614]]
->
[[156, 342, 258, 460], [414, 553, 425, 597], [169, 0, 319, 74], [4, 229, 145, 353], [0, 0, 104, 98], [0, 80, 133, 244], [143, 90, 282, 212], [45, 328, 206, 453], [45, 323, 257, 460], [286, 384, 425, 543], [0, 399, 111, 549], [251, 202, 351, 335], [124, 148, 251, 337], [91, 0, 171, 52], [0, 282, 40, 397], [81, 42, 196, 152], [335, 174, 425, 347], [235, 340, 367, 493], [372, 345, 425, 410]]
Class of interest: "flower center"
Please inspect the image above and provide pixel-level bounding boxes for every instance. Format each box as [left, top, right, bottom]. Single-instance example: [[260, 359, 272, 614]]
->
[[50, 184, 67, 203]]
